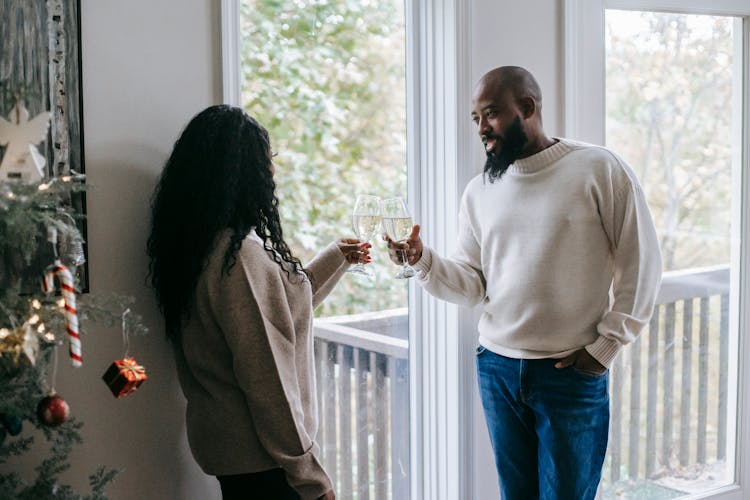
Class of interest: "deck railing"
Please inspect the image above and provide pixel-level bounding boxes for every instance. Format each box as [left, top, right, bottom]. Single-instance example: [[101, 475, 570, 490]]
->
[[314, 309, 409, 500], [605, 265, 730, 492], [314, 266, 732, 498]]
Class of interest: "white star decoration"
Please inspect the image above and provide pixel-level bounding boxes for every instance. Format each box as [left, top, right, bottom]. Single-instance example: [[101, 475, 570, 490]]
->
[[0, 101, 51, 183]]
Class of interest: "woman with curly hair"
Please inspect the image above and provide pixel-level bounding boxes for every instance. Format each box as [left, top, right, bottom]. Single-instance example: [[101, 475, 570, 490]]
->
[[147, 105, 369, 500]]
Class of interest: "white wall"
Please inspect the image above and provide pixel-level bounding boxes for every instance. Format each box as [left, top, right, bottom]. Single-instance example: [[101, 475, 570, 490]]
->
[[23, 1, 564, 499], [56, 1, 222, 498], [467, 2, 564, 499]]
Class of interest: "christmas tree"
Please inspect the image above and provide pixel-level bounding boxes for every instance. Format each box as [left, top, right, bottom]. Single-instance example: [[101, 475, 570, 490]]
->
[[0, 96, 147, 498]]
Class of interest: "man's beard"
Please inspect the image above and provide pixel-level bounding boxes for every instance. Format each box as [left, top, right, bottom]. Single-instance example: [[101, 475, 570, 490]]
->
[[483, 116, 528, 183]]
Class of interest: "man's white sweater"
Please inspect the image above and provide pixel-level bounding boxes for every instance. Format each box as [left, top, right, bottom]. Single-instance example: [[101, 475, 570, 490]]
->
[[414, 138, 662, 368]]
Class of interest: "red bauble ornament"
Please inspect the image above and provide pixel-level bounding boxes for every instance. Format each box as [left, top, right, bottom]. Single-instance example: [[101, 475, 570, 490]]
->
[[36, 393, 70, 427]]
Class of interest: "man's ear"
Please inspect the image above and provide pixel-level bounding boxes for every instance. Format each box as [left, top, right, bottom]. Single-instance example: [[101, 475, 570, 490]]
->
[[519, 96, 536, 119]]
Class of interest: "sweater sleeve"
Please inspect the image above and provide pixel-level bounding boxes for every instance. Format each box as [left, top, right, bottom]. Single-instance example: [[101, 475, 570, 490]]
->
[[413, 191, 486, 307], [216, 243, 332, 500], [587, 176, 663, 368], [305, 242, 349, 309]]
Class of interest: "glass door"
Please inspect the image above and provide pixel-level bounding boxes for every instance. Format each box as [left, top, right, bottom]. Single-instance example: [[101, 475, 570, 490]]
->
[[240, 2, 410, 498], [602, 9, 743, 499]]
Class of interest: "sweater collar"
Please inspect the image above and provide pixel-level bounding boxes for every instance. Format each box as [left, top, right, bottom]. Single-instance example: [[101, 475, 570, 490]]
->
[[507, 137, 572, 174], [247, 228, 263, 245]]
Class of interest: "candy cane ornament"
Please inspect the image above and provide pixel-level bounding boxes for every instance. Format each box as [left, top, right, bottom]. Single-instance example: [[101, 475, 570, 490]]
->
[[42, 260, 82, 367]]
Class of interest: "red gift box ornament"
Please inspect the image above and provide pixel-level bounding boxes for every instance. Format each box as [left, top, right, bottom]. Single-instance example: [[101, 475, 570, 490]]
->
[[102, 357, 147, 398]]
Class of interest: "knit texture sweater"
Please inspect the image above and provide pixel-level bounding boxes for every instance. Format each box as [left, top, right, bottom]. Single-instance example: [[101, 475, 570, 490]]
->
[[173, 230, 348, 500], [414, 138, 662, 367]]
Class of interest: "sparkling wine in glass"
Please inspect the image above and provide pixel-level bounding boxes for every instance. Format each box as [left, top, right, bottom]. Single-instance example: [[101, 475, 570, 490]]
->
[[381, 197, 416, 279], [348, 194, 382, 279]]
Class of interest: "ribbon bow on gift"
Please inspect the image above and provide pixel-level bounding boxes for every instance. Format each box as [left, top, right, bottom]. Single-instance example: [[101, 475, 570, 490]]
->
[[118, 357, 146, 380], [102, 356, 148, 398]]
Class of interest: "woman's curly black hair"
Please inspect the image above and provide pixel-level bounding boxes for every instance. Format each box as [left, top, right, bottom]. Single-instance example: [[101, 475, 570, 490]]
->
[[147, 105, 305, 340]]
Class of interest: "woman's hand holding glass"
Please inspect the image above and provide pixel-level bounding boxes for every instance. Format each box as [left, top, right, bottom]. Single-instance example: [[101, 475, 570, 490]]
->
[[337, 238, 372, 265], [347, 194, 381, 279]]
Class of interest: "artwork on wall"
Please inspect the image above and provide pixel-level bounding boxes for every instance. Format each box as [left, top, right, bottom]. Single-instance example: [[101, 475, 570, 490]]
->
[[0, 0, 88, 291]]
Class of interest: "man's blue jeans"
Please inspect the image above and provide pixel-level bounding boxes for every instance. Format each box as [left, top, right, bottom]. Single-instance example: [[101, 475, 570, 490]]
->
[[476, 346, 609, 500]]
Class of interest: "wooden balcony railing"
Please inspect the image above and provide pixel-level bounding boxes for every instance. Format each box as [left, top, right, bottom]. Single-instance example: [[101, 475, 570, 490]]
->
[[314, 266, 732, 498], [314, 308, 409, 500], [605, 265, 731, 493]]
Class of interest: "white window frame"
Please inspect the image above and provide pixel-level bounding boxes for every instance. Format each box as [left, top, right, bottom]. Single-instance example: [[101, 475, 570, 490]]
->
[[220, 1, 476, 499], [565, 1, 750, 498]]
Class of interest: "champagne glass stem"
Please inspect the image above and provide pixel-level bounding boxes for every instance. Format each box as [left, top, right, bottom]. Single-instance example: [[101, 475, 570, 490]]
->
[[396, 241, 416, 279]]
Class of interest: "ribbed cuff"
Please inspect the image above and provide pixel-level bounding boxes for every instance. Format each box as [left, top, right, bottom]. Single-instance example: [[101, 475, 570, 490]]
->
[[585, 335, 622, 368], [297, 483, 332, 500], [309, 242, 347, 276], [412, 246, 433, 276], [325, 241, 348, 267], [285, 448, 333, 500]]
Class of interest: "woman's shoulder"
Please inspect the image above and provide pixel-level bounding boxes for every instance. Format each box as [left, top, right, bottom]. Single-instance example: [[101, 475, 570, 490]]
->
[[204, 229, 272, 276], [230, 230, 275, 267]]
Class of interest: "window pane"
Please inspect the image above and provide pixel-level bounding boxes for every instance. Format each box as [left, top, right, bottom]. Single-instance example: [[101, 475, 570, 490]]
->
[[240, 2, 409, 498], [604, 10, 740, 498]]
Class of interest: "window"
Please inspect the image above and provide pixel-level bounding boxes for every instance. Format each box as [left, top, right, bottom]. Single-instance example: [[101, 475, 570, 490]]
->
[[239, 1, 409, 498], [606, 10, 738, 498], [222, 1, 474, 498], [566, 1, 750, 498]]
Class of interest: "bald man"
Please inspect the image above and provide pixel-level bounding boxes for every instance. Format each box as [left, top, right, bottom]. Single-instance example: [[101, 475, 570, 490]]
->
[[387, 66, 662, 499]]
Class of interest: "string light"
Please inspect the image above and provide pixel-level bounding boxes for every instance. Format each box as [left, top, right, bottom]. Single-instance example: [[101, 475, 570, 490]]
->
[[0, 328, 10, 339], [56, 298, 65, 308], [31, 299, 42, 309], [37, 323, 46, 333], [29, 314, 40, 325]]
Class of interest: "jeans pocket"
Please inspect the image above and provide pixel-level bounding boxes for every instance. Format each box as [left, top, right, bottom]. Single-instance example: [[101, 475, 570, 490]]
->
[[572, 366, 608, 379], [476, 345, 487, 356]]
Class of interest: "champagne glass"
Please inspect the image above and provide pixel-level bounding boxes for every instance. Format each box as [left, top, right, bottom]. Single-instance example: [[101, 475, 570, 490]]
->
[[348, 194, 382, 279], [381, 197, 416, 279]]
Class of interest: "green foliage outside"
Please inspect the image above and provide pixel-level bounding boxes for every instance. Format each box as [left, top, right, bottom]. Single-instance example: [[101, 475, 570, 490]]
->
[[240, 0, 408, 317], [606, 12, 734, 272], [602, 12, 736, 499], [243, 5, 737, 306]]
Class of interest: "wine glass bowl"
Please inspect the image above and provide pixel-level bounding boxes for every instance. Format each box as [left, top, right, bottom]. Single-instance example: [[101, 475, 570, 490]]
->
[[347, 194, 382, 279], [381, 197, 416, 279]]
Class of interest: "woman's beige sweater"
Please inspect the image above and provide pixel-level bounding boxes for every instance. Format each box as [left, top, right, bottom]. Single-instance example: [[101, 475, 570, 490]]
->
[[173, 231, 348, 499]]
